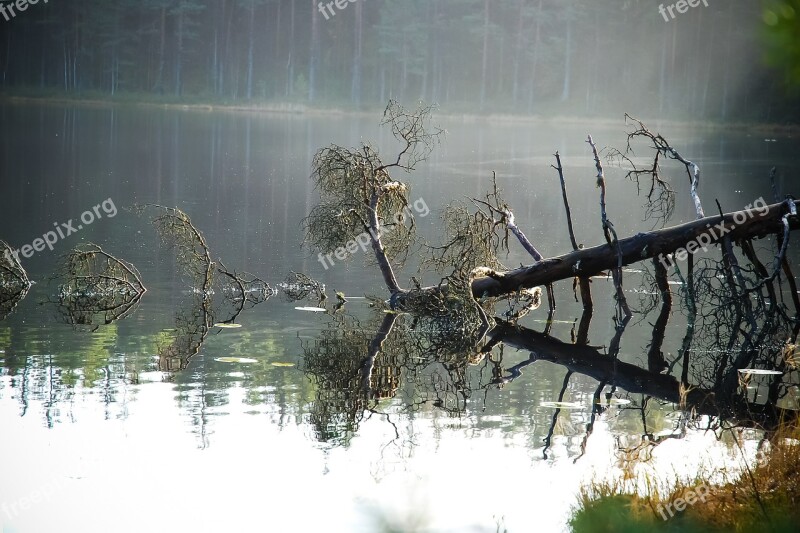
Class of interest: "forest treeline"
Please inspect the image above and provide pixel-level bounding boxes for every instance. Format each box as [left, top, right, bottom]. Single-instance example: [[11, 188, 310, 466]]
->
[[1, 0, 799, 121]]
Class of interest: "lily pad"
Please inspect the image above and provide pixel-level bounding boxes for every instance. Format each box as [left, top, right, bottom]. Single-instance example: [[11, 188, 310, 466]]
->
[[295, 306, 326, 312], [214, 357, 258, 364], [540, 401, 585, 410], [213, 323, 242, 328]]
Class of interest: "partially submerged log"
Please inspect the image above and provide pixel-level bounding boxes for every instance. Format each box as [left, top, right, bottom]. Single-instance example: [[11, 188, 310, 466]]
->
[[472, 199, 799, 299]]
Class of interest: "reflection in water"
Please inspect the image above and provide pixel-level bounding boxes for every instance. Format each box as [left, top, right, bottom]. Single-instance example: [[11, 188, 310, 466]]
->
[[157, 291, 213, 373], [302, 313, 392, 445], [49, 243, 146, 331], [0, 239, 32, 320], [2, 108, 800, 530], [214, 263, 274, 325], [131, 205, 274, 372], [302, 303, 506, 445], [293, 109, 800, 467], [278, 271, 327, 304], [302, 251, 798, 461]]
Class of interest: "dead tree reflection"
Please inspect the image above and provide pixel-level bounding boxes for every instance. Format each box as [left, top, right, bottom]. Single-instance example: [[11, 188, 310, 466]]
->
[[48, 244, 146, 331], [301, 303, 504, 444], [215, 261, 274, 325], [302, 313, 396, 445], [157, 265, 272, 373], [0, 239, 32, 320], [298, 107, 800, 461], [301, 280, 797, 454], [133, 205, 273, 371], [277, 271, 326, 304]]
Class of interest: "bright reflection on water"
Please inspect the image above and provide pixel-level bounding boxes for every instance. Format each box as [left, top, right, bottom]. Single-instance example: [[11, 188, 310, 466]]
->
[[1, 104, 798, 532]]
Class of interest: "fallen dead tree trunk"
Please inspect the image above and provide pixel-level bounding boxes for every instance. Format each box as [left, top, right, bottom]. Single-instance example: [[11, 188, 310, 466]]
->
[[472, 199, 800, 299]]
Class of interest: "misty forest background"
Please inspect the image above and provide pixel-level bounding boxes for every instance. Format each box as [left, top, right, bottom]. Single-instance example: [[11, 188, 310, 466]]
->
[[1, 0, 799, 122]]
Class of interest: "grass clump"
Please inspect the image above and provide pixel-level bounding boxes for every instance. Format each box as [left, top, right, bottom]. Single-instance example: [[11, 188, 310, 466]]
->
[[570, 417, 800, 533]]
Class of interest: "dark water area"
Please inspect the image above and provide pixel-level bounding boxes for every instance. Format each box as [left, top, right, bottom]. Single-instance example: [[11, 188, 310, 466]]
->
[[1, 102, 799, 532]]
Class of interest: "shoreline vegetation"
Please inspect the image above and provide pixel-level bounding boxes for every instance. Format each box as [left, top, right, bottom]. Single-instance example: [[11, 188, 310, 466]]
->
[[1, 91, 798, 134], [570, 416, 800, 533]]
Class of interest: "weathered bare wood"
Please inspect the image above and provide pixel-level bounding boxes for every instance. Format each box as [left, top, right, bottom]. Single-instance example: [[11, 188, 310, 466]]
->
[[588, 134, 630, 318], [503, 209, 543, 262], [553, 151, 579, 251], [624, 113, 704, 219], [368, 187, 405, 295], [553, 151, 593, 310], [472, 200, 800, 298]]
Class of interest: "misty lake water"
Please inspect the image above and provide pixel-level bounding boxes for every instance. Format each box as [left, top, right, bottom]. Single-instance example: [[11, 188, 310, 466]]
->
[[1, 102, 799, 532]]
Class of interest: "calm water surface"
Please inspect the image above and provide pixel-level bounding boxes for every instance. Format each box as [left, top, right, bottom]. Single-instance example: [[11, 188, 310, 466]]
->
[[1, 103, 799, 532]]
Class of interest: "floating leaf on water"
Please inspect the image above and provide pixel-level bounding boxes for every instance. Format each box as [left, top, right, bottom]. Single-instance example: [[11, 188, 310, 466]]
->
[[294, 306, 326, 312], [214, 357, 258, 364], [540, 401, 585, 409], [738, 369, 783, 376], [213, 323, 242, 329], [271, 362, 295, 367]]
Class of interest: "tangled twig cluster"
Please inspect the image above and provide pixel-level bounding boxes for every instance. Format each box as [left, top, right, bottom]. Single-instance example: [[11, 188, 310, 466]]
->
[[50, 243, 146, 331]]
